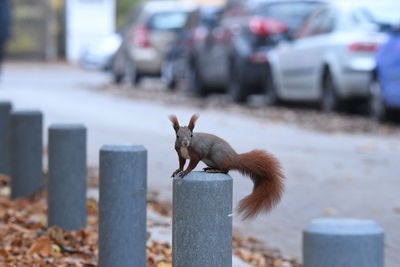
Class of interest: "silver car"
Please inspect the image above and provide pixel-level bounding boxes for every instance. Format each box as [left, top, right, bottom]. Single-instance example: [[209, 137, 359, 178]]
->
[[266, 0, 400, 111], [112, 1, 195, 85]]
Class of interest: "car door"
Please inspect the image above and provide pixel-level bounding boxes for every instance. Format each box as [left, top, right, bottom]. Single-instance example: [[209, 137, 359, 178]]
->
[[195, 11, 225, 86], [202, 5, 242, 87], [204, 18, 229, 85], [147, 11, 190, 67], [274, 7, 335, 100]]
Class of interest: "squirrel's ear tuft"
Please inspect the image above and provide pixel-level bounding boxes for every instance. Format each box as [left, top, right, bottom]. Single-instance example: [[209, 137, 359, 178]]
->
[[169, 115, 180, 133], [188, 114, 199, 132]]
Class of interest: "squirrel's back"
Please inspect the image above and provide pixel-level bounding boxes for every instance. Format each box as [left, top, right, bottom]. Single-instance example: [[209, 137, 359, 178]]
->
[[191, 132, 237, 168]]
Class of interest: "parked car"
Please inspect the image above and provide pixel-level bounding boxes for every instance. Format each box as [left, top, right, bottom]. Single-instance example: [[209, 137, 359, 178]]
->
[[80, 33, 122, 70], [369, 25, 400, 120], [266, 0, 400, 111], [189, 0, 321, 102], [161, 6, 222, 90], [111, 1, 195, 85]]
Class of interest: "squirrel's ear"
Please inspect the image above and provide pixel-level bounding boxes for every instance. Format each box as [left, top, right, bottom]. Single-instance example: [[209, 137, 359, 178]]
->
[[188, 114, 199, 132], [169, 115, 180, 133]]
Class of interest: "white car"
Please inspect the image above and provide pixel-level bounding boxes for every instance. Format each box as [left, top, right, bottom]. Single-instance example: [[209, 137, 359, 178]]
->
[[80, 33, 122, 70], [266, 0, 400, 111]]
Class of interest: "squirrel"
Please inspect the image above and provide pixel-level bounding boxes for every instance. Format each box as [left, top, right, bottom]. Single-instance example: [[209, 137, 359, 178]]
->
[[169, 114, 285, 219]]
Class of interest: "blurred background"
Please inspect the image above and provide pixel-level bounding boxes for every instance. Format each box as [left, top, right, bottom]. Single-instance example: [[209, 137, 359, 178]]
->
[[1, 0, 400, 266], [3, 0, 400, 119]]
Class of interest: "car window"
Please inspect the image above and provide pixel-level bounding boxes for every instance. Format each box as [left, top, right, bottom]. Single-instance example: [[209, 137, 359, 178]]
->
[[254, 1, 323, 31], [148, 12, 189, 31], [351, 3, 400, 29], [295, 7, 335, 38]]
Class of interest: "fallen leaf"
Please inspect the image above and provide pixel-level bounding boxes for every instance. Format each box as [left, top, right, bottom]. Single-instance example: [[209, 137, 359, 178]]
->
[[28, 236, 53, 257], [0, 187, 10, 196], [324, 207, 336, 216], [156, 261, 172, 267], [0, 248, 8, 257]]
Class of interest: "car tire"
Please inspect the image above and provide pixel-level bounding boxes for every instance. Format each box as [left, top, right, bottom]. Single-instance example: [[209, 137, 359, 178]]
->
[[111, 60, 124, 84], [113, 71, 124, 84], [321, 72, 341, 112], [263, 65, 279, 105], [161, 60, 176, 90], [127, 60, 141, 86], [369, 78, 387, 121], [187, 66, 207, 97], [228, 63, 247, 103]]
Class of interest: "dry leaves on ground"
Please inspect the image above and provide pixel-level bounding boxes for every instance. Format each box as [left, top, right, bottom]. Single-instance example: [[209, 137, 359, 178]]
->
[[0, 176, 301, 267], [0, 176, 172, 267]]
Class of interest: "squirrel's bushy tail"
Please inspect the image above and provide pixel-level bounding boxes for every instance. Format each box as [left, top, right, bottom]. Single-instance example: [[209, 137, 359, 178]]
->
[[231, 150, 284, 220]]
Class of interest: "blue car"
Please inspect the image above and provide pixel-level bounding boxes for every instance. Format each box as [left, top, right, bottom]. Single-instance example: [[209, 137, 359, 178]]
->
[[370, 26, 400, 120]]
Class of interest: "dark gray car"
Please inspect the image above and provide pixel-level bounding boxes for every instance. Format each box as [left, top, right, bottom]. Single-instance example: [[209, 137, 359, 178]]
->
[[190, 0, 322, 102]]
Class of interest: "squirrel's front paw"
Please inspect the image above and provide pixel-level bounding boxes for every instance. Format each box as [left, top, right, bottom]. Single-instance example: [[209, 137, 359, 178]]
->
[[179, 170, 189, 178], [171, 169, 182, 177]]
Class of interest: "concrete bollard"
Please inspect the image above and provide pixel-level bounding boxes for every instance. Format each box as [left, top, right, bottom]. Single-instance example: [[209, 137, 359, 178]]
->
[[10, 111, 43, 199], [99, 145, 147, 267], [172, 172, 233, 267], [303, 218, 384, 267], [48, 124, 87, 230], [0, 101, 12, 175]]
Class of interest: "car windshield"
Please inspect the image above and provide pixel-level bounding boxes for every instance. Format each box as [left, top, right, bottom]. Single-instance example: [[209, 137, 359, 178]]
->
[[351, 2, 400, 27], [254, 2, 322, 31], [148, 12, 189, 31]]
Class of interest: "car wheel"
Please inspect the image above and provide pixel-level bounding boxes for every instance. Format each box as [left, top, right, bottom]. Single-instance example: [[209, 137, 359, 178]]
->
[[111, 60, 124, 84], [187, 66, 207, 97], [228, 64, 247, 103], [369, 78, 387, 121], [321, 72, 341, 112], [113, 71, 124, 84], [127, 60, 141, 86], [161, 60, 176, 90], [263, 66, 279, 105]]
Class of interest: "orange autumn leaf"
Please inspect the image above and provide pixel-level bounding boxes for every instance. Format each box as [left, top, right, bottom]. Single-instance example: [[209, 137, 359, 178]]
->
[[0, 248, 8, 257], [28, 236, 53, 257], [156, 261, 172, 267]]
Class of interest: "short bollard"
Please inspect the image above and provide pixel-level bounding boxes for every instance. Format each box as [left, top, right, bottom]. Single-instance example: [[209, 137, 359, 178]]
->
[[173, 172, 233, 267], [99, 145, 147, 267], [48, 124, 87, 230], [303, 218, 384, 267], [10, 111, 43, 199], [0, 101, 12, 175]]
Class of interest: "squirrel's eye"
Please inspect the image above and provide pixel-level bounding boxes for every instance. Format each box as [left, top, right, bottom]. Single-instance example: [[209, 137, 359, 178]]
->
[[176, 135, 179, 139], [191, 134, 193, 137]]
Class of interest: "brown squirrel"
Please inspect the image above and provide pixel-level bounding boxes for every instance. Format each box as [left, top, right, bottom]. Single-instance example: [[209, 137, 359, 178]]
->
[[169, 114, 284, 219]]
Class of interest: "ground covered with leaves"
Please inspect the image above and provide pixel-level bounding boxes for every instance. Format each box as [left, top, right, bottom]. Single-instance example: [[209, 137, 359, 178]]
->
[[0, 175, 300, 267]]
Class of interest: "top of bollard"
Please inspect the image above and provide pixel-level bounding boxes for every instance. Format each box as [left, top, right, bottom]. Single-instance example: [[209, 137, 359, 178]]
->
[[49, 124, 86, 130], [0, 101, 12, 108], [100, 144, 147, 153], [173, 171, 232, 182], [304, 218, 384, 235], [11, 110, 42, 116]]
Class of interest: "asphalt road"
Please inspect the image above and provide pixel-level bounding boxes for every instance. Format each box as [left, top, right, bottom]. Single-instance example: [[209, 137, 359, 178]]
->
[[1, 63, 399, 266]]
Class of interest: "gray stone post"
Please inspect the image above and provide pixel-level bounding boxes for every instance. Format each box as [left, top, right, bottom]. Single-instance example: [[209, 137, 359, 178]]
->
[[0, 101, 12, 175], [10, 111, 43, 199], [99, 145, 147, 267], [48, 124, 87, 230], [303, 218, 384, 267], [172, 172, 233, 267]]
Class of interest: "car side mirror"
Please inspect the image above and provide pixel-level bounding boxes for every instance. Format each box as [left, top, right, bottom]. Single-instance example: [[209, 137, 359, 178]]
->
[[283, 28, 295, 42]]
